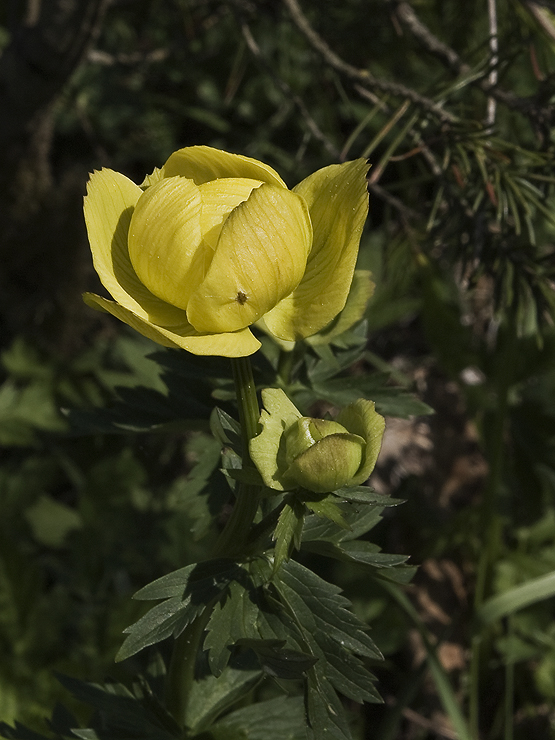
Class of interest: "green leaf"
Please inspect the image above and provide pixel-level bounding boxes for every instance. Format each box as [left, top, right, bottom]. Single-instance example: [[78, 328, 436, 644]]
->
[[309, 374, 433, 418], [276, 561, 383, 661], [273, 500, 305, 571], [303, 494, 350, 529], [185, 651, 263, 733], [302, 502, 385, 544], [239, 639, 318, 679], [332, 486, 404, 506], [24, 494, 82, 548], [55, 674, 181, 740], [479, 569, 555, 624], [224, 466, 267, 487], [306, 671, 353, 740], [166, 435, 226, 540], [209, 696, 307, 740], [210, 406, 242, 451], [302, 540, 409, 570], [204, 577, 259, 676], [271, 560, 383, 735], [116, 560, 241, 661], [0, 723, 53, 740]]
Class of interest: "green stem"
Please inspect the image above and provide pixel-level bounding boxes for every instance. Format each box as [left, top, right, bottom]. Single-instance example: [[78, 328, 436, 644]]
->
[[166, 607, 213, 728], [214, 356, 261, 557], [468, 314, 517, 739], [277, 348, 295, 386], [165, 356, 261, 727]]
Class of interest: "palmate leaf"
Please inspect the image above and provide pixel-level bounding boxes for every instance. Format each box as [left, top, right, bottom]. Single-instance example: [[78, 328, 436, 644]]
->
[[273, 560, 383, 739], [204, 560, 310, 679], [116, 559, 241, 661]]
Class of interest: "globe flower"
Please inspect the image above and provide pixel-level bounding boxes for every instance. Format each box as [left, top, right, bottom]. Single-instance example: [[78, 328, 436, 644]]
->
[[83, 146, 369, 357], [250, 389, 385, 493]]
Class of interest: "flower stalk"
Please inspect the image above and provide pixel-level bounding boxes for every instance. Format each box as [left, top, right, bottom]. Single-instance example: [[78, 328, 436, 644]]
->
[[214, 356, 261, 557], [166, 356, 261, 727]]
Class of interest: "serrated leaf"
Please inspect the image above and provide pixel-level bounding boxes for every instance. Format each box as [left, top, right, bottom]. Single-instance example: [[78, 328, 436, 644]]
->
[[272, 562, 384, 737], [55, 675, 180, 740], [276, 560, 383, 663], [302, 502, 384, 544], [210, 406, 242, 451], [204, 577, 259, 676], [186, 651, 263, 733], [239, 639, 318, 679], [319, 631, 381, 703], [273, 500, 305, 571], [210, 696, 307, 740], [117, 560, 240, 661], [303, 495, 350, 529], [306, 671, 353, 740], [332, 486, 405, 506], [303, 540, 409, 570], [311, 375, 433, 418], [135, 559, 237, 601]]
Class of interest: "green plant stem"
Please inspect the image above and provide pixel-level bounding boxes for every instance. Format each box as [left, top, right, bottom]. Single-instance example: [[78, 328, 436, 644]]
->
[[468, 315, 517, 739], [166, 607, 213, 728], [277, 348, 295, 386], [166, 356, 261, 727], [214, 356, 261, 557]]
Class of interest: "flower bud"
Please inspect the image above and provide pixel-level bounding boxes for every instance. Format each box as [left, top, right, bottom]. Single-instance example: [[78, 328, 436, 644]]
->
[[283, 417, 365, 493], [250, 389, 385, 494]]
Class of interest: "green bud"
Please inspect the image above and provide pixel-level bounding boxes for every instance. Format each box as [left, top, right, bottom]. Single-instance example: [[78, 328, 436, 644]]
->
[[249, 388, 385, 494]]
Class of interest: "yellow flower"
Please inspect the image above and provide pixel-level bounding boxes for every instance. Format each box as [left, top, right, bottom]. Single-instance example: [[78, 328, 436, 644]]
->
[[83, 146, 368, 357]]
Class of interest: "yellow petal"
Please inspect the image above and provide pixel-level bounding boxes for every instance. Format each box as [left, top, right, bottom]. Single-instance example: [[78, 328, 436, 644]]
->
[[84, 169, 188, 327], [307, 269, 375, 345], [199, 178, 263, 250], [83, 293, 261, 356], [263, 159, 369, 341], [128, 176, 213, 311], [186, 184, 312, 334], [162, 145, 287, 188]]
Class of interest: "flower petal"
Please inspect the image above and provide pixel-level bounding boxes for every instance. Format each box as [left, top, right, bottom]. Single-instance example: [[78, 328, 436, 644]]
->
[[263, 158, 369, 341], [307, 269, 374, 345], [186, 184, 312, 334], [162, 145, 287, 188], [83, 293, 261, 356], [337, 399, 385, 485], [128, 176, 212, 311], [84, 168, 188, 327], [249, 388, 303, 491], [284, 433, 364, 493], [199, 178, 263, 250]]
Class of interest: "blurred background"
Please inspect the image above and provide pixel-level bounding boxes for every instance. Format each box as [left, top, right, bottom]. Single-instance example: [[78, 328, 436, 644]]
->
[[1, 0, 555, 737]]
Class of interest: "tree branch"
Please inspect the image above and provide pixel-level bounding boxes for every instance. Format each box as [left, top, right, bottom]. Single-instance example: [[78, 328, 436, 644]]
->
[[281, 0, 455, 123], [239, 21, 340, 158], [387, 0, 469, 75]]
